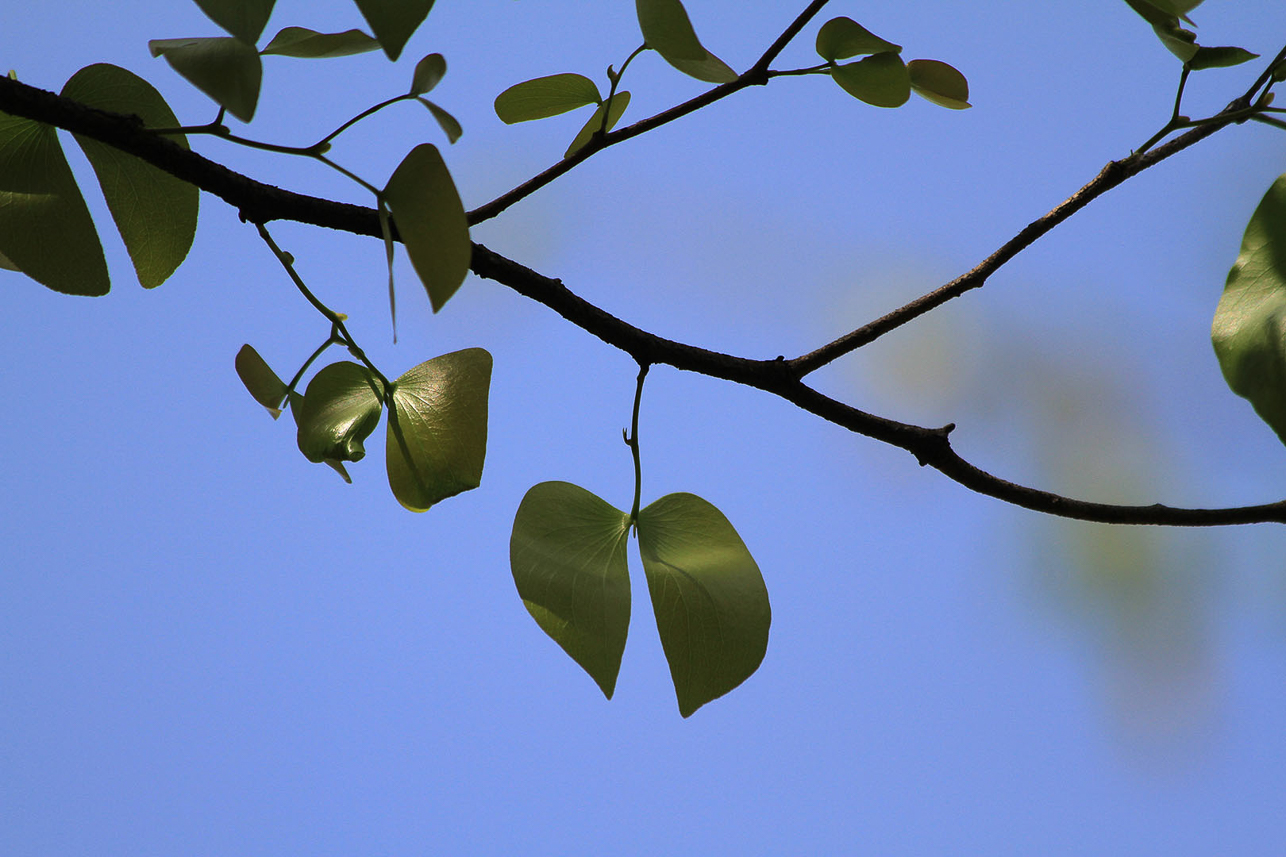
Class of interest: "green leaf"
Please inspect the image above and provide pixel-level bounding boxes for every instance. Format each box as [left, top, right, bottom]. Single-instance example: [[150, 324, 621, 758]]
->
[[260, 27, 380, 58], [0, 249, 18, 271], [1123, 0, 1176, 27], [0, 111, 108, 295], [564, 91, 631, 158], [295, 361, 384, 465], [61, 64, 199, 288], [1145, 0, 1204, 17], [150, 37, 263, 122], [1188, 45, 1258, 70], [1213, 175, 1286, 446], [637, 493, 771, 718], [194, 0, 275, 44], [1151, 21, 1199, 62], [410, 52, 446, 95], [383, 143, 471, 312], [385, 347, 492, 512], [510, 481, 632, 699], [815, 17, 901, 62], [636, 0, 737, 84], [907, 59, 971, 109], [352, 0, 434, 61], [494, 73, 601, 124], [288, 390, 350, 482], [831, 52, 910, 108], [418, 99, 462, 144], [235, 344, 288, 418]]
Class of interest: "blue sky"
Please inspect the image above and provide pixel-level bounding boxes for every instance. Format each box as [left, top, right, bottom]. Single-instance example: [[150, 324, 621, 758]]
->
[[5, 1, 1286, 854]]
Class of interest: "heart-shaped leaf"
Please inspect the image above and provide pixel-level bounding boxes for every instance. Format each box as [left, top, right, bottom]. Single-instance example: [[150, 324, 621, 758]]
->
[[260, 27, 380, 58], [296, 361, 384, 464], [61, 63, 199, 288], [511, 481, 633, 698], [194, 0, 275, 44], [636, 0, 737, 84], [0, 111, 107, 295], [815, 16, 901, 62], [564, 91, 631, 158], [637, 493, 771, 717], [908, 59, 971, 109], [383, 143, 471, 312], [235, 344, 288, 418], [385, 348, 491, 511], [832, 52, 910, 108], [494, 73, 601, 124], [150, 37, 263, 122], [352, 0, 434, 61], [1213, 174, 1286, 445]]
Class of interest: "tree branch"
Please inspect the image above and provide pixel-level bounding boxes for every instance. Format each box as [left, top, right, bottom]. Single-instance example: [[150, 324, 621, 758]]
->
[[4, 75, 1285, 527]]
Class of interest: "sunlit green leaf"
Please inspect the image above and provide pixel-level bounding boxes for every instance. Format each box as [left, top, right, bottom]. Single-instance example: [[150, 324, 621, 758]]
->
[[1213, 174, 1286, 446], [418, 99, 462, 144], [1189, 45, 1258, 70], [260, 27, 380, 58], [235, 344, 288, 418], [637, 493, 771, 718], [907, 59, 971, 109], [636, 0, 737, 84], [564, 91, 631, 158], [510, 481, 632, 698], [150, 37, 262, 122], [831, 52, 910, 108], [61, 63, 198, 288], [0, 112, 107, 295], [385, 347, 491, 512], [383, 143, 470, 312], [288, 390, 350, 482], [410, 52, 446, 94], [295, 361, 384, 464], [352, 0, 434, 61], [194, 0, 275, 44], [494, 73, 601, 124], [815, 16, 901, 62]]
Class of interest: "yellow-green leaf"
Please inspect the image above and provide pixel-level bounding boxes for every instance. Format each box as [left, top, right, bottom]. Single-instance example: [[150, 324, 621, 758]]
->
[[815, 16, 901, 62], [494, 73, 601, 124], [0, 111, 107, 296], [260, 27, 380, 58], [383, 144, 471, 312], [908, 59, 971, 109], [61, 63, 199, 288], [235, 344, 288, 418], [296, 361, 384, 465], [385, 348, 492, 512], [832, 52, 910, 108], [564, 91, 631, 158], [510, 481, 632, 699]]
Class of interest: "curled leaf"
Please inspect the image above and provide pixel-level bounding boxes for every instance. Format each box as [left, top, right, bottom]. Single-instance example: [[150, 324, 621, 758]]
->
[[295, 361, 384, 464]]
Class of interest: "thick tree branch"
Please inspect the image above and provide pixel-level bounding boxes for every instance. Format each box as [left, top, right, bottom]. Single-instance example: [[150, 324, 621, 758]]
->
[[3, 75, 1284, 527]]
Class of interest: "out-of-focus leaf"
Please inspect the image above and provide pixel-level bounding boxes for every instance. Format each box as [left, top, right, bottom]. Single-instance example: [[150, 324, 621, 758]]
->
[[0, 112, 107, 295], [1144, 0, 1204, 18], [564, 91, 631, 158], [383, 143, 471, 312], [1188, 45, 1258, 70], [636, 0, 737, 83], [418, 99, 462, 144], [1151, 21, 1199, 62], [1213, 174, 1286, 445], [295, 361, 384, 464], [235, 344, 288, 418], [510, 481, 632, 698], [637, 493, 771, 718], [832, 52, 910, 108], [908, 59, 971, 109], [385, 347, 492, 512], [61, 63, 198, 288], [150, 37, 262, 122], [494, 73, 601, 124], [194, 0, 275, 44], [260, 27, 379, 58], [815, 16, 901, 62], [352, 0, 434, 60], [410, 52, 446, 94]]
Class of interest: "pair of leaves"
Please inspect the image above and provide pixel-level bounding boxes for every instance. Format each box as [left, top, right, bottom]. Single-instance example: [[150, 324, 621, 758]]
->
[[1121, 0, 1257, 69], [816, 17, 970, 110], [511, 482, 771, 718], [494, 74, 633, 159], [1212, 174, 1286, 447], [0, 64, 198, 296], [236, 345, 492, 509]]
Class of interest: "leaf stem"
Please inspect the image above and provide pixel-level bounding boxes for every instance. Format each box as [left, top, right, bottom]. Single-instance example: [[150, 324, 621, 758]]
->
[[626, 362, 651, 528]]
